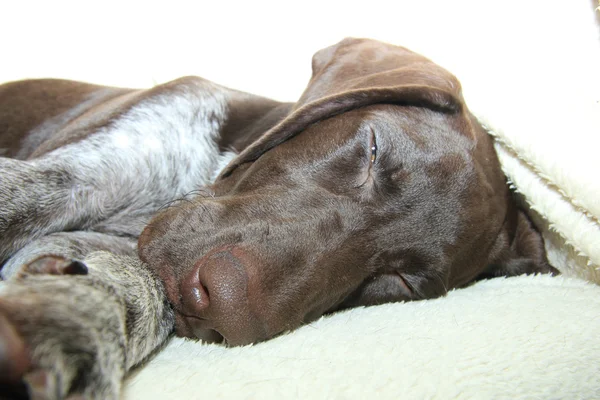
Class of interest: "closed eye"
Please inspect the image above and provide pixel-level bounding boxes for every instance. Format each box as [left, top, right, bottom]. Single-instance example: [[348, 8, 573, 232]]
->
[[369, 127, 378, 166], [355, 127, 378, 189], [394, 272, 413, 298]]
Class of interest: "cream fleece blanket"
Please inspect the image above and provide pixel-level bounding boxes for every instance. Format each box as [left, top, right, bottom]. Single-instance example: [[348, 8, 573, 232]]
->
[[124, 275, 600, 399], [2, 0, 598, 398]]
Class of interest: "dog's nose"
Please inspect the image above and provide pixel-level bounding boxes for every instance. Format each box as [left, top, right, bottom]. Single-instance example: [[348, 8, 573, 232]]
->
[[180, 246, 268, 345]]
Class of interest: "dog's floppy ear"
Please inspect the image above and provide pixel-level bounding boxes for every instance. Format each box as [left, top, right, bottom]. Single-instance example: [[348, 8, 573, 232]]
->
[[481, 209, 559, 278], [219, 38, 464, 178]]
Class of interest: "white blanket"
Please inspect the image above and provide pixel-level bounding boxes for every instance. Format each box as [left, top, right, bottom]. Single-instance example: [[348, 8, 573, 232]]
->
[[124, 275, 600, 399]]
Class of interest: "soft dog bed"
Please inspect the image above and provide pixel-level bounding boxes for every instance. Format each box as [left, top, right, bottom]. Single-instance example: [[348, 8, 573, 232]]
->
[[124, 275, 600, 399], [2, 0, 598, 398]]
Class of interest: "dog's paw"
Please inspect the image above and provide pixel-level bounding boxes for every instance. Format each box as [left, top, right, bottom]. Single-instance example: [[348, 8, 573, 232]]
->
[[0, 310, 72, 400], [0, 311, 30, 385], [0, 256, 126, 400], [0, 312, 67, 400]]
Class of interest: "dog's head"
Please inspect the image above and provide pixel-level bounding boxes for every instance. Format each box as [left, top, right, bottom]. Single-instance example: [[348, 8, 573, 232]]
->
[[139, 38, 551, 346]]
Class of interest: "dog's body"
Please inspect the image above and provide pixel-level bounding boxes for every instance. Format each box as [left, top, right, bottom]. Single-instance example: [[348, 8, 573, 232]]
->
[[0, 39, 556, 399]]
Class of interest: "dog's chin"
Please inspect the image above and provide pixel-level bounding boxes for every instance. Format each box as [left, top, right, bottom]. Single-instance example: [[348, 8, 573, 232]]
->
[[173, 313, 224, 344]]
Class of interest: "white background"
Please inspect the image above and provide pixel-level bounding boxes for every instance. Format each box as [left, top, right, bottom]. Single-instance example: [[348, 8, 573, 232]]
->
[[2, 0, 597, 104]]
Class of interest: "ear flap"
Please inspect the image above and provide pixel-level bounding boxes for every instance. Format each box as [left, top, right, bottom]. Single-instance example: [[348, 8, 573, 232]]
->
[[218, 38, 464, 179], [480, 210, 559, 278]]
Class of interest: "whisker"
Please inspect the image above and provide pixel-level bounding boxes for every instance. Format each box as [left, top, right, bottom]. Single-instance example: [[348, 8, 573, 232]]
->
[[156, 198, 186, 212], [434, 270, 449, 294], [156, 187, 214, 212]]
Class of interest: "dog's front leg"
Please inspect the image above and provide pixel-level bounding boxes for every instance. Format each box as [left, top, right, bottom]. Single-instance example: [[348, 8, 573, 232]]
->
[[0, 157, 97, 262], [0, 152, 156, 262], [0, 251, 174, 399]]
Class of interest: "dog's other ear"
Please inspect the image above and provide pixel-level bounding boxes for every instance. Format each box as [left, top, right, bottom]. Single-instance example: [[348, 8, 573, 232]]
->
[[218, 92, 294, 154], [480, 209, 559, 278], [219, 38, 465, 178]]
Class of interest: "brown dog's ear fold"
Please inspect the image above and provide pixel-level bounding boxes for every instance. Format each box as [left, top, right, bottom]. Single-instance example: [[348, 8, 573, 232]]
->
[[480, 211, 559, 279], [298, 37, 463, 108], [218, 38, 465, 179]]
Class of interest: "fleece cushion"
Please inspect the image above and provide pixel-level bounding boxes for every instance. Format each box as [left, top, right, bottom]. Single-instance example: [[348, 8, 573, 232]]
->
[[124, 275, 600, 399]]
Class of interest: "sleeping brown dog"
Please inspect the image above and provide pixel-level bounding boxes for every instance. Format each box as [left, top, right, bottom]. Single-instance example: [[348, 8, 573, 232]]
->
[[0, 38, 556, 398]]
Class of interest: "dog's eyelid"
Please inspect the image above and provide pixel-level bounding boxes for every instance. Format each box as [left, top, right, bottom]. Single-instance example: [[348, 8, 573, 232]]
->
[[354, 127, 378, 190], [369, 127, 378, 164], [395, 271, 413, 297]]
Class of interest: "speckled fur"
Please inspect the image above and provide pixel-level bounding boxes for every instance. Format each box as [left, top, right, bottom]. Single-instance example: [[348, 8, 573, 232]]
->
[[0, 252, 174, 399]]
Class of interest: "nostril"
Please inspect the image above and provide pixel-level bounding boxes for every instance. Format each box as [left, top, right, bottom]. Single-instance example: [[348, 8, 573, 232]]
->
[[189, 282, 210, 309], [185, 323, 224, 344], [180, 267, 211, 315], [181, 246, 269, 345]]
